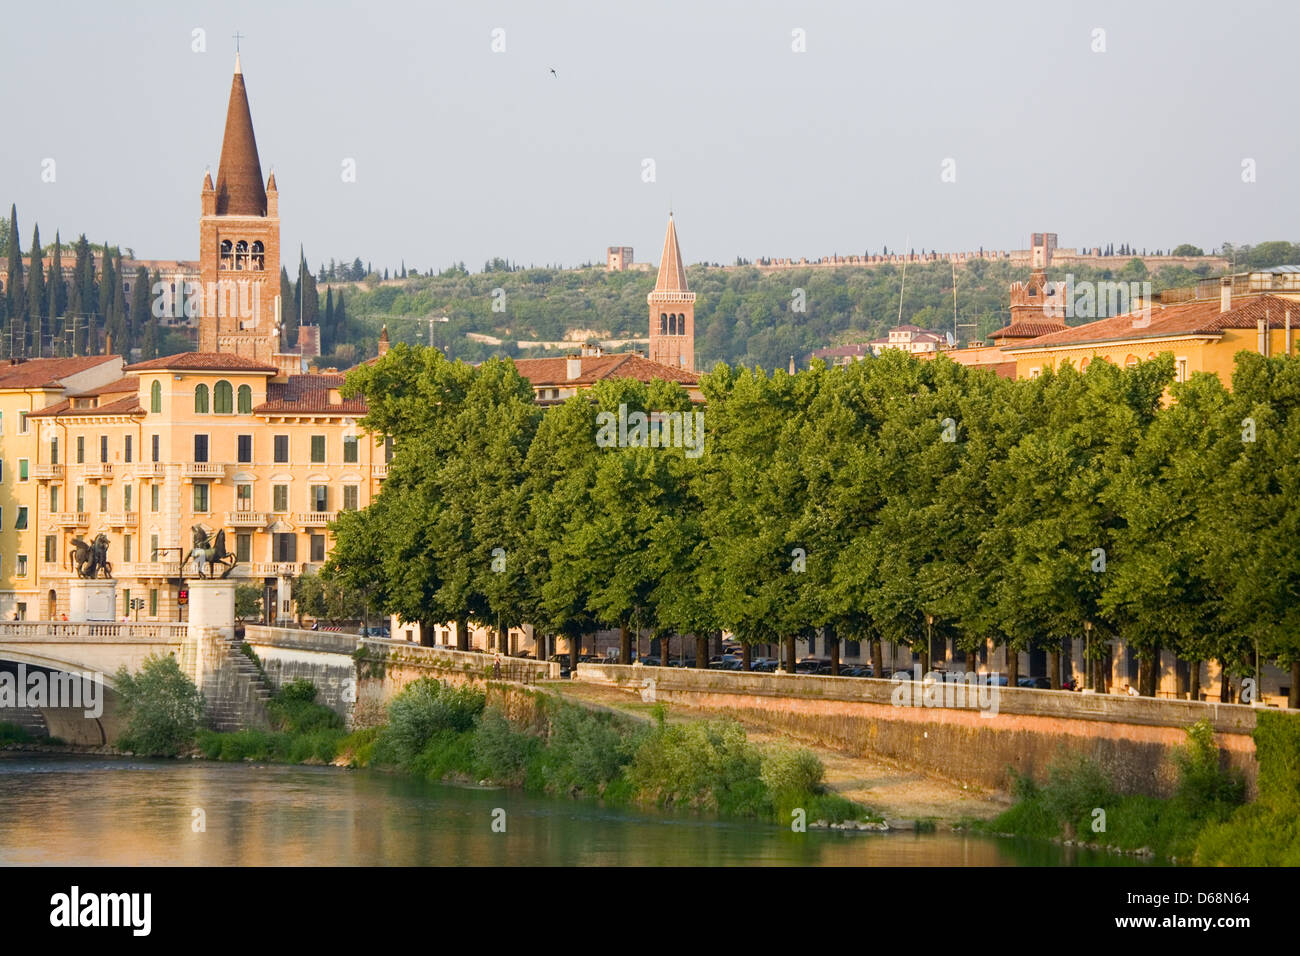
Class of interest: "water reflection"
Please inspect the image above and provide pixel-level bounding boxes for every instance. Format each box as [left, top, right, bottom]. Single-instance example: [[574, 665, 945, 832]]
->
[[0, 755, 1155, 867]]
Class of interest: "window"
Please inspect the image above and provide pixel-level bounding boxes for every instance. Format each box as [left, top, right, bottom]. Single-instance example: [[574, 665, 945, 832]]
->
[[273, 435, 289, 463], [273, 485, 289, 513], [1176, 357, 1189, 383], [383, 437, 393, 463], [194, 435, 209, 463], [237, 435, 252, 463], [76, 486, 84, 512], [122, 589, 130, 617], [343, 435, 358, 463], [18, 411, 27, 434], [123, 534, 132, 562], [310, 435, 326, 463], [149, 589, 158, 616], [236, 533, 251, 563], [311, 485, 329, 512], [123, 485, 133, 512], [273, 533, 297, 562], [343, 486, 359, 511], [15, 506, 27, 530], [193, 482, 210, 512], [310, 534, 326, 562], [48, 486, 57, 513], [236, 483, 253, 511], [100, 435, 108, 463], [237, 384, 252, 414], [151, 484, 160, 512], [44, 535, 57, 563], [151, 434, 160, 462], [150, 534, 159, 561], [18, 459, 27, 482], [150, 381, 162, 414], [214, 380, 233, 414], [99, 486, 108, 512], [124, 435, 133, 463], [76, 436, 85, 464], [50, 438, 58, 464], [194, 383, 209, 413], [16, 555, 26, 577]]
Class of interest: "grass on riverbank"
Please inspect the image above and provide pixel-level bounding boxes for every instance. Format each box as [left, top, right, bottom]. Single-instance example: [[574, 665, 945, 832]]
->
[[985, 714, 1300, 864]]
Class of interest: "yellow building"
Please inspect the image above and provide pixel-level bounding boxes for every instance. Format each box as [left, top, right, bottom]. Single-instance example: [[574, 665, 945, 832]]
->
[[1002, 284, 1300, 383]]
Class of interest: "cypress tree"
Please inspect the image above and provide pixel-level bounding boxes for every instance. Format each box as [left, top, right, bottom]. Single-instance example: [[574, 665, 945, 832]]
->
[[26, 224, 44, 357], [107, 249, 127, 357], [47, 231, 64, 352], [323, 287, 334, 354], [96, 242, 116, 353], [129, 266, 150, 355], [335, 290, 347, 345], [4, 205, 23, 350]]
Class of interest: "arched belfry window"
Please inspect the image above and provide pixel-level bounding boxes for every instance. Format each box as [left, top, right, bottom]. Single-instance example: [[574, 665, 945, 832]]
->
[[235, 240, 249, 271], [251, 241, 265, 271], [194, 383, 210, 414], [150, 380, 162, 414], [237, 384, 252, 414], [214, 380, 233, 414], [219, 240, 233, 271], [659, 313, 667, 335]]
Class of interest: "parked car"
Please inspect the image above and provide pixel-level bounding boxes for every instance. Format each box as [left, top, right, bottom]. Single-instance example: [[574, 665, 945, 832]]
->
[[981, 673, 1010, 686], [795, 658, 825, 674], [753, 659, 780, 672], [637, 656, 661, 667], [360, 625, 390, 639], [1018, 676, 1052, 689]]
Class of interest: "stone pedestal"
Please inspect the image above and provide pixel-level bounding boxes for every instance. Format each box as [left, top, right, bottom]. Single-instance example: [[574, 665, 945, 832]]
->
[[68, 578, 119, 622], [187, 579, 236, 643]]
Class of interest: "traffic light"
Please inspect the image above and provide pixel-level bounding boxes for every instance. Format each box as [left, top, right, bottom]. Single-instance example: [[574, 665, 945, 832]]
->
[[178, 588, 189, 606]]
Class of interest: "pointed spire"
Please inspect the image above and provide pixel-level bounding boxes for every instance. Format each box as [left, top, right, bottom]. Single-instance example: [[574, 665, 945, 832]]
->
[[214, 58, 266, 216], [234, 50, 242, 75], [653, 214, 689, 294], [266, 170, 277, 191], [202, 168, 214, 191]]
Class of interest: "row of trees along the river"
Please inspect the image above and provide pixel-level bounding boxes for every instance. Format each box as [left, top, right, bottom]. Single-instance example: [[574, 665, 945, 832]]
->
[[324, 343, 1300, 706]]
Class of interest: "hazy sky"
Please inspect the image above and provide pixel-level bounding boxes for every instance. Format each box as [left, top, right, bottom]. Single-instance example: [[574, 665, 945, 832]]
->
[[3, 0, 1296, 272]]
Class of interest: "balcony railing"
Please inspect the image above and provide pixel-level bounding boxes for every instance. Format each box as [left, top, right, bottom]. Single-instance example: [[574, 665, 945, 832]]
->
[[32, 463, 63, 480], [82, 463, 113, 480], [253, 562, 302, 577], [106, 512, 139, 527], [134, 463, 165, 478], [118, 561, 182, 578], [51, 512, 89, 527], [40, 562, 65, 577], [182, 463, 225, 481], [294, 511, 338, 527], [225, 511, 269, 527], [372, 463, 389, 479]]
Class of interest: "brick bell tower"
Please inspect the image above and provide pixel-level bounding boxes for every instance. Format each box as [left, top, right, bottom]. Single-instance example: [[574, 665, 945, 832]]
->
[[647, 214, 696, 371], [199, 53, 282, 363]]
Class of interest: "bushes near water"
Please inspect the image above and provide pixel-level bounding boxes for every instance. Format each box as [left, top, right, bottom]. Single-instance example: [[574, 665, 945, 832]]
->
[[114, 655, 205, 757], [0, 722, 34, 745], [196, 679, 350, 765], [989, 717, 1269, 862], [361, 677, 871, 826]]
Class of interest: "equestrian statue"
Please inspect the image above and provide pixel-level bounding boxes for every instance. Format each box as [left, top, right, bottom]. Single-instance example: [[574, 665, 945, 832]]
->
[[182, 525, 237, 579], [70, 533, 112, 579]]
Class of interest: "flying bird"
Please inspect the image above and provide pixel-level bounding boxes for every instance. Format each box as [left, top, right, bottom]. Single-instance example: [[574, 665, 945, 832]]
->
[[550, 68, 558, 78]]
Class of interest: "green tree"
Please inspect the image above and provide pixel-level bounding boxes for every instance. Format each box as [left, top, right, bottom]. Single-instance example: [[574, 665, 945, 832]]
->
[[113, 654, 205, 756]]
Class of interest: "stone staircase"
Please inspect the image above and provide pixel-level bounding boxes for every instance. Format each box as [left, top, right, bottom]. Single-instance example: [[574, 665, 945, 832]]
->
[[204, 637, 274, 732]]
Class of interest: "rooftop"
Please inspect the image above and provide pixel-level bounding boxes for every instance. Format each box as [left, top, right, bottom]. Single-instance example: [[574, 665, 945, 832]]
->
[[124, 352, 279, 373]]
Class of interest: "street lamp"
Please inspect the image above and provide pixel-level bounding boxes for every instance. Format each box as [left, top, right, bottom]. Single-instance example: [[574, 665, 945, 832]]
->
[[1084, 620, 1093, 690]]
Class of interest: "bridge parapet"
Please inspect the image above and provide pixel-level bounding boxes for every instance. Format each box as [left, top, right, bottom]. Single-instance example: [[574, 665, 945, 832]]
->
[[0, 621, 189, 643]]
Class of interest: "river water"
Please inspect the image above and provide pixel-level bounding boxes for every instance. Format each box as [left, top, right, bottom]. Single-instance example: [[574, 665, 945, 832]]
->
[[0, 755, 1152, 866]]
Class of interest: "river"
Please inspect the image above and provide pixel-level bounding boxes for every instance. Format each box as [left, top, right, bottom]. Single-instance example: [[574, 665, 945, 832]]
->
[[0, 755, 1155, 866]]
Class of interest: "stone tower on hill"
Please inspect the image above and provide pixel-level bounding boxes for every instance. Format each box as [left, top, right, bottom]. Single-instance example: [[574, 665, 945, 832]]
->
[[198, 53, 284, 366], [647, 214, 696, 371]]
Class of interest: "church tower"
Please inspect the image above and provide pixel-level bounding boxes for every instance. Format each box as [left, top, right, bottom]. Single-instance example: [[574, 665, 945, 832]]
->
[[647, 214, 696, 371], [199, 53, 282, 364]]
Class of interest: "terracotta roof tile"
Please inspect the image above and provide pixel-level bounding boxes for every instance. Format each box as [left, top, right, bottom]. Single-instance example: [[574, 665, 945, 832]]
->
[[990, 319, 1070, 340], [124, 352, 278, 373], [512, 352, 700, 388], [0, 356, 119, 389], [29, 395, 144, 418], [1003, 294, 1300, 351], [253, 373, 368, 415]]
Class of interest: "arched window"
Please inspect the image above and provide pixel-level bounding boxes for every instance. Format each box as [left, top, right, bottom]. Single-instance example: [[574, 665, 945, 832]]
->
[[214, 380, 234, 414], [1124, 354, 1139, 369], [251, 241, 265, 271], [235, 240, 249, 271], [219, 240, 233, 271], [659, 313, 667, 335], [1079, 356, 1091, 372], [150, 380, 162, 414], [194, 384, 210, 414], [668, 313, 677, 335], [237, 384, 252, 414]]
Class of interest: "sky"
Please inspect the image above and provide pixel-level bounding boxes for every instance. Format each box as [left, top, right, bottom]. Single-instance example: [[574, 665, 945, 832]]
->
[[3, 0, 1297, 272]]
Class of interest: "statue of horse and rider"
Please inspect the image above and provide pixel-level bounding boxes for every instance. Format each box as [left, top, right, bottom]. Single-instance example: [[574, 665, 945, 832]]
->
[[183, 525, 237, 579], [70, 533, 112, 579]]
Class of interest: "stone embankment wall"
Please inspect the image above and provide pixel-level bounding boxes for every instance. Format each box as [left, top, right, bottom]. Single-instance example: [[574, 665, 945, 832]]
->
[[575, 664, 1266, 798], [243, 626, 360, 718]]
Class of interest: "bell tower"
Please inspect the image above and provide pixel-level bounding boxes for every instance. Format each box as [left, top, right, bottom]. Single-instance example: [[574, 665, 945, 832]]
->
[[647, 214, 696, 371], [198, 53, 282, 364]]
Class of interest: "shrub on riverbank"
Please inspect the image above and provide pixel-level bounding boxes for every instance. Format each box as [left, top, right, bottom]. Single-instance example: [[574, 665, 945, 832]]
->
[[1195, 711, 1300, 865], [114, 655, 205, 757], [0, 722, 34, 745], [360, 680, 870, 825], [194, 681, 348, 764], [988, 719, 1250, 860]]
